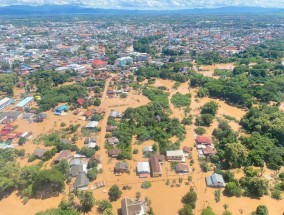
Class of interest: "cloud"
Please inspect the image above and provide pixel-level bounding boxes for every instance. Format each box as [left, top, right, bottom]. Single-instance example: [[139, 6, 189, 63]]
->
[[0, 0, 283, 9]]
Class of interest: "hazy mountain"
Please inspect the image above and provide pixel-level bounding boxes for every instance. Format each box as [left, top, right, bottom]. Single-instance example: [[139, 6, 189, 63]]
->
[[0, 5, 283, 16], [0, 0, 283, 10]]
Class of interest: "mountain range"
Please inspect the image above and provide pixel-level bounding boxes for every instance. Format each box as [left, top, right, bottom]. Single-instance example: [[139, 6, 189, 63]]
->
[[0, 5, 283, 16]]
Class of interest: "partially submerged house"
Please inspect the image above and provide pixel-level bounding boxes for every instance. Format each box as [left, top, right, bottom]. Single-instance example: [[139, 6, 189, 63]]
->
[[114, 161, 129, 174], [108, 149, 120, 158], [166, 150, 185, 162], [107, 137, 119, 145], [32, 148, 47, 159], [109, 111, 123, 118], [182, 146, 191, 156], [15, 96, 34, 111], [175, 163, 190, 174], [71, 164, 84, 177], [106, 125, 117, 132], [121, 198, 148, 215], [55, 150, 73, 163], [85, 137, 97, 148], [196, 136, 212, 145], [206, 173, 225, 188], [73, 173, 89, 190], [54, 105, 69, 115], [0, 112, 22, 124], [137, 161, 151, 178], [85, 121, 99, 129], [149, 155, 164, 177], [202, 147, 216, 156]]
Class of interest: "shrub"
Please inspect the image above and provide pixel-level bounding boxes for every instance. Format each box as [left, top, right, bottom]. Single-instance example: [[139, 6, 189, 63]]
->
[[141, 181, 152, 189], [194, 127, 206, 135]]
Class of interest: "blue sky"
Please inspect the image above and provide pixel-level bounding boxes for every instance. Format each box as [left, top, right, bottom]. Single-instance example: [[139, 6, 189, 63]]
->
[[0, 0, 283, 9]]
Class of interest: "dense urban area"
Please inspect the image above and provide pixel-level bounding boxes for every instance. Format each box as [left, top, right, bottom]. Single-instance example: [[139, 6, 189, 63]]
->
[[0, 13, 283, 215]]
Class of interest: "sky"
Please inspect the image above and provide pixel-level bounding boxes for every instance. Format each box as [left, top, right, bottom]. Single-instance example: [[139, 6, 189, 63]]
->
[[0, 0, 283, 9]]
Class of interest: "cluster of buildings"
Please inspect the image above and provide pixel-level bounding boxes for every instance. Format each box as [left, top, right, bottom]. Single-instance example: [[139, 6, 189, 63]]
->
[[1, 16, 282, 74]]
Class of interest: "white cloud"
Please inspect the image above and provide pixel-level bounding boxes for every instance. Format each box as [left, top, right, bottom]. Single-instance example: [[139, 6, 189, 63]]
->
[[0, 0, 283, 9]]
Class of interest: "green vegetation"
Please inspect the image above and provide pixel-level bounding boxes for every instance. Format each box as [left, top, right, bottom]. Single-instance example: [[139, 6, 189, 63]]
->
[[195, 101, 219, 127], [135, 62, 192, 83], [108, 185, 122, 201], [113, 102, 185, 159], [142, 88, 169, 109], [141, 181, 152, 189], [253, 205, 269, 215], [213, 69, 231, 76], [0, 149, 21, 199], [201, 206, 217, 215], [133, 35, 163, 54], [178, 204, 193, 215], [194, 127, 206, 135], [191, 40, 284, 107], [78, 191, 95, 213], [200, 101, 219, 115], [239, 176, 268, 198], [35, 208, 79, 215], [240, 106, 284, 170], [98, 200, 112, 213], [29, 70, 75, 92], [181, 188, 197, 209], [38, 84, 87, 111], [171, 93, 191, 108], [224, 181, 242, 197], [0, 73, 17, 96], [214, 189, 221, 202]]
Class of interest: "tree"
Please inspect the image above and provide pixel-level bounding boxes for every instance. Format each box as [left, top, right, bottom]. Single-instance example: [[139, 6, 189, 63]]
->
[[222, 211, 232, 215], [178, 204, 193, 215], [78, 191, 95, 213], [18, 137, 26, 146], [194, 127, 206, 135], [201, 206, 217, 215], [32, 169, 65, 197], [240, 177, 268, 198], [108, 185, 122, 201], [98, 199, 112, 212], [195, 114, 214, 126], [224, 143, 248, 168], [201, 101, 219, 116], [35, 208, 79, 215], [135, 192, 141, 200], [255, 205, 269, 215], [102, 208, 114, 215], [181, 189, 197, 209], [224, 182, 242, 197], [53, 160, 70, 177], [87, 168, 98, 181]]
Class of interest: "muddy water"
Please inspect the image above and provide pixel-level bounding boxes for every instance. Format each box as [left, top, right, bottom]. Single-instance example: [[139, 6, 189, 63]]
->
[[2, 75, 282, 215], [197, 63, 235, 79]]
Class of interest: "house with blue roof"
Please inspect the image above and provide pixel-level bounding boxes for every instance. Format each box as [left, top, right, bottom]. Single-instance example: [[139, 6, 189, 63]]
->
[[206, 173, 225, 188], [54, 105, 69, 115]]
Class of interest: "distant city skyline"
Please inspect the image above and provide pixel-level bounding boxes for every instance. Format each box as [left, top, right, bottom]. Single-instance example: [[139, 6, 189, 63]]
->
[[0, 0, 283, 9]]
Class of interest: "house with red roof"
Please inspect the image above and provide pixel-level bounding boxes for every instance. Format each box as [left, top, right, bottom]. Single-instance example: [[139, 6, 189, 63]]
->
[[77, 98, 85, 107], [0, 124, 14, 136], [196, 136, 212, 145], [92, 60, 107, 69]]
